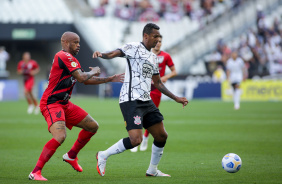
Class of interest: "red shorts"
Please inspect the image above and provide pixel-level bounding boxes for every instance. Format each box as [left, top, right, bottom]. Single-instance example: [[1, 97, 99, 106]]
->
[[40, 101, 88, 132], [24, 78, 34, 92], [150, 92, 162, 108]]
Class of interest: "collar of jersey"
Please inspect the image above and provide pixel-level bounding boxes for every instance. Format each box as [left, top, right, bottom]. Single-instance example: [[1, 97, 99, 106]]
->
[[141, 42, 150, 51]]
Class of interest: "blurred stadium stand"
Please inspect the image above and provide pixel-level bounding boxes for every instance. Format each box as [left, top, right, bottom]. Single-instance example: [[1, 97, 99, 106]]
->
[[0, 0, 281, 98]]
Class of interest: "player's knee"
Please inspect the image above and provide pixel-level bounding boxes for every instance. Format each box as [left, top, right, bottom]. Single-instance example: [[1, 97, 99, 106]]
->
[[54, 133, 67, 144], [130, 137, 142, 147], [158, 132, 168, 142], [87, 121, 99, 133]]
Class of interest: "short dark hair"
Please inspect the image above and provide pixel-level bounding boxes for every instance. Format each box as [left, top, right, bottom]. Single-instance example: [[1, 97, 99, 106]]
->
[[143, 23, 160, 36]]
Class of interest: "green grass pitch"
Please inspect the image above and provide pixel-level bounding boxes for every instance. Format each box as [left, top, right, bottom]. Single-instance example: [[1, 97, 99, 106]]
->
[[0, 97, 282, 184]]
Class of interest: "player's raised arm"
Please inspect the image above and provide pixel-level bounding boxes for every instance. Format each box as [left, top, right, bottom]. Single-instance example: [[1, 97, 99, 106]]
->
[[152, 74, 188, 107], [84, 73, 125, 85], [93, 49, 123, 59], [72, 67, 101, 83]]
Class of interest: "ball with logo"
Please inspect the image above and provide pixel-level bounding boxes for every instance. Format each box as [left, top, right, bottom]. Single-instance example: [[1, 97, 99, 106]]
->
[[222, 153, 242, 173]]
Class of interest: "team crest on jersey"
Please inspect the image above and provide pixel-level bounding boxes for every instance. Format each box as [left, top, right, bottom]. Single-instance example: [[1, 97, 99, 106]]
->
[[157, 56, 164, 64], [133, 116, 141, 125], [142, 63, 153, 78], [71, 62, 78, 67]]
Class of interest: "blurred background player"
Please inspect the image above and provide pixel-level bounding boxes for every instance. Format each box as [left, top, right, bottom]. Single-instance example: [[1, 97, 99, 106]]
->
[[226, 51, 248, 110], [28, 31, 124, 181], [17, 52, 40, 114], [130, 35, 177, 152], [0, 46, 9, 72]]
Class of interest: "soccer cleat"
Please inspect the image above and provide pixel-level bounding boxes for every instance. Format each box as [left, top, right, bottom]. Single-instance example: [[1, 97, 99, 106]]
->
[[96, 151, 107, 176], [140, 138, 148, 151], [130, 146, 138, 152], [28, 170, 48, 181], [63, 153, 83, 172], [34, 106, 40, 115], [27, 105, 34, 114], [146, 170, 171, 177]]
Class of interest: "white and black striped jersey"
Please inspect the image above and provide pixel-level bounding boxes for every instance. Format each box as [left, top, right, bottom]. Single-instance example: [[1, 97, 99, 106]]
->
[[118, 42, 159, 103]]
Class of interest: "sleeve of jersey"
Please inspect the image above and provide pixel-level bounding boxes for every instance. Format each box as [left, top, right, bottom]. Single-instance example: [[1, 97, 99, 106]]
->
[[62, 56, 81, 73], [166, 54, 175, 67], [119, 43, 136, 59], [33, 61, 39, 69], [17, 62, 21, 71], [153, 55, 160, 75]]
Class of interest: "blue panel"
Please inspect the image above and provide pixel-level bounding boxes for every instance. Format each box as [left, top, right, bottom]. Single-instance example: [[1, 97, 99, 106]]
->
[[0, 80, 19, 101], [193, 82, 221, 98], [111, 82, 123, 98]]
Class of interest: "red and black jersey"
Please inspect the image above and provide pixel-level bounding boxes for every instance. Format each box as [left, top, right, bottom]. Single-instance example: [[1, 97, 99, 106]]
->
[[40, 50, 82, 106], [17, 60, 39, 82]]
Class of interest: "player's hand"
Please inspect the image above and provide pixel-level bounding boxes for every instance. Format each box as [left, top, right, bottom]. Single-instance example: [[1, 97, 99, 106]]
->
[[175, 97, 189, 108], [110, 73, 125, 83], [93, 51, 102, 58], [89, 67, 100, 76], [161, 76, 168, 83]]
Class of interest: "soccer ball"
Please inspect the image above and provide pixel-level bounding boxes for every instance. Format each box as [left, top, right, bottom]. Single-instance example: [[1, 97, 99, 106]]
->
[[222, 153, 242, 173]]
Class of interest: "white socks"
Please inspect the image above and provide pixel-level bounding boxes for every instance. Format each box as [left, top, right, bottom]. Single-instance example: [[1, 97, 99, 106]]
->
[[147, 143, 164, 173], [234, 89, 241, 109], [103, 139, 126, 158]]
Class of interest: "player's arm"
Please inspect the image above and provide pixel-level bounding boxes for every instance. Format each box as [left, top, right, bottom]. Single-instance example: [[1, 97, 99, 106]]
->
[[30, 67, 40, 76], [72, 67, 101, 83], [161, 65, 177, 83], [152, 74, 188, 107], [92, 49, 123, 59], [17, 69, 23, 75], [242, 65, 248, 80], [226, 69, 230, 81], [84, 73, 125, 85]]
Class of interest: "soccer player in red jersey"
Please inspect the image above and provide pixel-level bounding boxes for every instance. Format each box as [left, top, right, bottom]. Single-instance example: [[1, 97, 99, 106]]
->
[[17, 52, 40, 114], [28, 32, 124, 181], [130, 35, 177, 152]]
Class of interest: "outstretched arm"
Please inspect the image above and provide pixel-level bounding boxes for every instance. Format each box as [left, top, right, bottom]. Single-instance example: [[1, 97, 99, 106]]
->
[[93, 49, 123, 59], [72, 67, 101, 83], [152, 74, 188, 107], [161, 65, 177, 83], [84, 73, 125, 85]]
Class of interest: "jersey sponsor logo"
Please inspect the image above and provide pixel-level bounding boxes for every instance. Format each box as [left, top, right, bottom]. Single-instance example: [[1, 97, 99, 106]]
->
[[71, 62, 78, 67], [133, 115, 141, 125], [142, 63, 153, 78], [142, 92, 150, 100]]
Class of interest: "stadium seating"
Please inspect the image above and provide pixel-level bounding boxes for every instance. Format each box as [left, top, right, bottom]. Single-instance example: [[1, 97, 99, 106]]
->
[[0, 0, 73, 24]]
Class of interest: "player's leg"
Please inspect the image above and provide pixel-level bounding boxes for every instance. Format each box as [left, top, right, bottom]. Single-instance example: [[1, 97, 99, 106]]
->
[[233, 83, 241, 110], [63, 103, 96, 172], [97, 129, 142, 176], [29, 121, 66, 180], [140, 94, 161, 151], [145, 122, 170, 177], [96, 101, 142, 176], [231, 83, 240, 109], [24, 87, 34, 114]]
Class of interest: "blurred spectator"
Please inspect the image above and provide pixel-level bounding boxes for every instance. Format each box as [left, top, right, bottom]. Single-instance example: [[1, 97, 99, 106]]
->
[[114, 0, 136, 21], [200, 0, 214, 16], [138, 0, 159, 22], [163, 0, 184, 22], [0, 46, 9, 72]]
